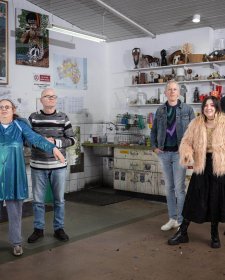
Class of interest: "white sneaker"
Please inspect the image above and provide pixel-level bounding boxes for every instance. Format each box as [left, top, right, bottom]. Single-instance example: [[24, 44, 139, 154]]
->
[[161, 219, 180, 231], [13, 245, 23, 256]]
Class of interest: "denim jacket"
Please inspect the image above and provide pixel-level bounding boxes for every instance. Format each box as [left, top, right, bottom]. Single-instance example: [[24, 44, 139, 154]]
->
[[150, 101, 195, 151]]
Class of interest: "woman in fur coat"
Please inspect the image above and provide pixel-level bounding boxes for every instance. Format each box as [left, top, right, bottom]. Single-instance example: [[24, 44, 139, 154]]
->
[[168, 95, 225, 248]]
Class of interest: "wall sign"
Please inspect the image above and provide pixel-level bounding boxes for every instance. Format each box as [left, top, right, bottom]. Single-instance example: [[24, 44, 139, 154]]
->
[[33, 73, 51, 90]]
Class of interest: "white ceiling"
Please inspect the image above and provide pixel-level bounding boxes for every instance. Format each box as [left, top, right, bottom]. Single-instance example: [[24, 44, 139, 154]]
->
[[27, 0, 225, 42]]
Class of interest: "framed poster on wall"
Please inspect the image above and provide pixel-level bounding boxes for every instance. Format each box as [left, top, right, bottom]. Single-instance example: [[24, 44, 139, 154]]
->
[[0, 0, 8, 84], [15, 9, 49, 67]]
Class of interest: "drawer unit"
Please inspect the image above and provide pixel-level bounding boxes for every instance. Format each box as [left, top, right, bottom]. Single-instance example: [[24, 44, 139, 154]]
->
[[114, 148, 157, 160], [114, 147, 163, 196]]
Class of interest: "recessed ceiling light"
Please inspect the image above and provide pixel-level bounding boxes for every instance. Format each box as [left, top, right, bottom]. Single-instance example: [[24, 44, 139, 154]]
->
[[192, 14, 200, 23]]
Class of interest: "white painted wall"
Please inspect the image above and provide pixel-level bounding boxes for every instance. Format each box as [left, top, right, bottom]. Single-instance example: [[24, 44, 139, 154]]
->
[[4, 0, 108, 123], [106, 27, 219, 121]]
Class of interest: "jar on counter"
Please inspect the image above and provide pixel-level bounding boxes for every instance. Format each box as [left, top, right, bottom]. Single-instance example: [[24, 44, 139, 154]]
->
[[137, 92, 147, 105]]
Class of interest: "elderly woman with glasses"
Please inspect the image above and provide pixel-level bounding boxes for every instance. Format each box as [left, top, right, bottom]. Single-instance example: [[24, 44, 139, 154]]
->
[[0, 99, 65, 256]]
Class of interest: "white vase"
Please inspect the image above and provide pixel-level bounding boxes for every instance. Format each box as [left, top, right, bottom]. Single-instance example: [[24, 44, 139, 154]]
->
[[219, 38, 225, 50]]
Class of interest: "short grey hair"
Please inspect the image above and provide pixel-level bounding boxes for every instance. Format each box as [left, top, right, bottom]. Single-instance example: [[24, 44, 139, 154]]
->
[[41, 88, 56, 97], [165, 80, 180, 93]]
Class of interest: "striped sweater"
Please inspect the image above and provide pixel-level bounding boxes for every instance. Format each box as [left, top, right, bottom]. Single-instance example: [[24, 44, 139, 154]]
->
[[29, 110, 75, 169]]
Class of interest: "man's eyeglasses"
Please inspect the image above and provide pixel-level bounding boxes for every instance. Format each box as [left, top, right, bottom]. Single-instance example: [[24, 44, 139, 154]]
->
[[42, 95, 57, 100], [0, 105, 13, 110]]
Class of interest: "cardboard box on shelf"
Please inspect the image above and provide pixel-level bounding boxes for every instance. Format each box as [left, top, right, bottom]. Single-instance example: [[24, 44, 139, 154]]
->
[[188, 54, 204, 63]]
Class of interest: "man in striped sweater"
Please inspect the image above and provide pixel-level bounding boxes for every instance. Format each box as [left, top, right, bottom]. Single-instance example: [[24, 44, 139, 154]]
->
[[27, 88, 75, 243]]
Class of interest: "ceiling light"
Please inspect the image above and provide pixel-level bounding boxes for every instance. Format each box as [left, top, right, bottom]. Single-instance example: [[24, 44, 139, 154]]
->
[[192, 14, 200, 23], [46, 24, 107, 43], [93, 0, 156, 38]]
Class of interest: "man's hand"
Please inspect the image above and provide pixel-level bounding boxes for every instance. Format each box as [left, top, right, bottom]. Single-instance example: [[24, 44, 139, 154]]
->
[[46, 137, 55, 144], [154, 148, 163, 155], [53, 147, 65, 163]]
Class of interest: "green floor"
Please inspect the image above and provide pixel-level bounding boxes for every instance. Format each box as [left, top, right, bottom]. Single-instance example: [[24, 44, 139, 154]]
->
[[0, 198, 167, 264]]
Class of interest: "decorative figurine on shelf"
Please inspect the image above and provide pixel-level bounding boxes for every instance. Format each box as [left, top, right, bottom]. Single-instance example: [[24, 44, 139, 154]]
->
[[180, 84, 187, 103], [139, 55, 150, 68], [186, 68, 192, 81], [149, 71, 154, 83], [181, 43, 192, 64], [160, 49, 167, 66], [193, 87, 200, 103], [142, 54, 160, 67], [207, 49, 225, 62], [171, 68, 176, 80], [132, 48, 140, 69], [169, 50, 186, 65]]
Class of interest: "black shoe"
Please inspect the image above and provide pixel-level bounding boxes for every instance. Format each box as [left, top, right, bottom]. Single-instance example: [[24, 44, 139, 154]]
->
[[54, 228, 69, 242], [168, 228, 189, 245], [211, 237, 221, 249], [27, 228, 44, 243]]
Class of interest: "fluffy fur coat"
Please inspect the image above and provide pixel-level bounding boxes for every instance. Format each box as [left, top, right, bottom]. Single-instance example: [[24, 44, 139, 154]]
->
[[179, 114, 225, 176]]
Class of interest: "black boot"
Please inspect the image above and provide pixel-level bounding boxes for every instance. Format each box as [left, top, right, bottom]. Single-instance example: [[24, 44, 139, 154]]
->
[[211, 222, 221, 249], [168, 219, 190, 245]]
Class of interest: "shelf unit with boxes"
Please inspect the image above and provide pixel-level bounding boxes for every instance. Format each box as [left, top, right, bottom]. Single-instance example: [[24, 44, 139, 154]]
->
[[126, 60, 225, 106], [113, 147, 193, 196]]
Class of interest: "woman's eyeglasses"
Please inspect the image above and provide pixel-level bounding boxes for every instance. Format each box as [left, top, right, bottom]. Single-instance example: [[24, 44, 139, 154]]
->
[[0, 105, 13, 110], [42, 95, 57, 99]]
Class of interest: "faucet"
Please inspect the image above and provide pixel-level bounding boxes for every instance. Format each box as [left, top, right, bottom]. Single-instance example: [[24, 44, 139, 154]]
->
[[106, 122, 118, 131]]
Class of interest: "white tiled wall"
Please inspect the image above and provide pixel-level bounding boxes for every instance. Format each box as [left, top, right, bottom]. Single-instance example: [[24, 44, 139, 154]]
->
[[81, 122, 115, 189], [25, 121, 116, 199]]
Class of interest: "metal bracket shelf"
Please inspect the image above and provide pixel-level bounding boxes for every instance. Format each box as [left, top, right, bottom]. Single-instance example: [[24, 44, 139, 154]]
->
[[127, 78, 225, 87]]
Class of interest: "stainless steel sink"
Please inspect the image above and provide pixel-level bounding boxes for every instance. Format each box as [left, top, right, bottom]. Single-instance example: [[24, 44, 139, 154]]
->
[[93, 146, 114, 157]]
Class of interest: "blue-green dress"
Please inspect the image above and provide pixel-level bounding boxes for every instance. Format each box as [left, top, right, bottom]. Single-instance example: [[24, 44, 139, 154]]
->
[[0, 119, 55, 200]]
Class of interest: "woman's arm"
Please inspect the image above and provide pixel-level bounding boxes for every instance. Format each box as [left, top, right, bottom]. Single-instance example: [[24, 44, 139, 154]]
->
[[19, 121, 65, 163], [179, 119, 195, 166]]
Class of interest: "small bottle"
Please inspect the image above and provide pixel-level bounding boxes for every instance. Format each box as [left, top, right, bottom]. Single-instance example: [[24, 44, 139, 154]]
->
[[193, 87, 200, 103], [157, 88, 161, 103], [88, 134, 93, 143], [103, 133, 107, 143], [183, 90, 186, 103], [160, 90, 164, 103]]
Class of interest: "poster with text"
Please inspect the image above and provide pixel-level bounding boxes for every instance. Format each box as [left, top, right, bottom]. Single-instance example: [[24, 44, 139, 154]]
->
[[15, 9, 49, 67], [53, 54, 87, 89], [33, 73, 51, 90]]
